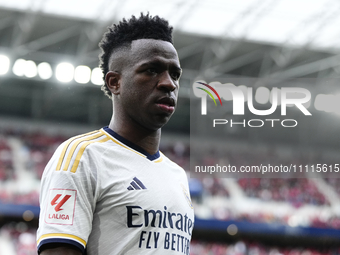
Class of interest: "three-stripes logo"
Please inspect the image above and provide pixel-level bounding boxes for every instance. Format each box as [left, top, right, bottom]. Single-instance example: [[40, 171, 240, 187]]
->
[[45, 189, 76, 225], [196, 82, 222, 106], [127, 177, 147, 190]]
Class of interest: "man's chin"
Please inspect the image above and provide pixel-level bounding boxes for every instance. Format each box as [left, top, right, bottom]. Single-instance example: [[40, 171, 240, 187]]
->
[[148, 115, 173, 131]]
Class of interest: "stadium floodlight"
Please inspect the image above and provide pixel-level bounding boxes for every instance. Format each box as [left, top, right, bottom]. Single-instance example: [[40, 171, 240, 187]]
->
[[13, 59, 26, 76], [24, 60, 37, 78], [74, 65, 91, 84], [56, 62, 74, 83], [91, 67, 104, 85], [255, 86, 270, 104], [38, 62, 53, 80], [0, 55, 10, 75]]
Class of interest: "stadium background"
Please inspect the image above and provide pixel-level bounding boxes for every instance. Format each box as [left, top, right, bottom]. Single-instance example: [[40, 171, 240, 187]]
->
[[1, 0, 340, 254]]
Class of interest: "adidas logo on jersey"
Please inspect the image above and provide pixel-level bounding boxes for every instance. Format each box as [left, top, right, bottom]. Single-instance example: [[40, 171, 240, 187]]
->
[[127, 177, 147, 190]]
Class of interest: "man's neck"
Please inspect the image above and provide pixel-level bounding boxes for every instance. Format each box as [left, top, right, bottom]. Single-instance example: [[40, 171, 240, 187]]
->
[[108, 119, 161, 155]]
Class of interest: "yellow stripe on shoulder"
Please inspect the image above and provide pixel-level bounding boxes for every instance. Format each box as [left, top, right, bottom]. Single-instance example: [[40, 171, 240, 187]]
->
[[62, 131, 103, 171], [56, 130, 103, 172], [70, 136, 110, 173], [56, 130, 99, 171], [37, 233, 86, 246]]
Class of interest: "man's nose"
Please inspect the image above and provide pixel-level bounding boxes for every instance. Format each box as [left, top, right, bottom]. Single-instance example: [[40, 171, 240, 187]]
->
[[157, 72, 177, 92]]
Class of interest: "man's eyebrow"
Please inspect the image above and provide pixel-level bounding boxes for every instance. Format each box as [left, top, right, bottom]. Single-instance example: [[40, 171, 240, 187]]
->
[[139, 60, 182, 71]]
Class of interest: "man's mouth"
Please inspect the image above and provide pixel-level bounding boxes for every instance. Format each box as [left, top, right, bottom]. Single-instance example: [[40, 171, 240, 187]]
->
[[156, 97, 176, 113]]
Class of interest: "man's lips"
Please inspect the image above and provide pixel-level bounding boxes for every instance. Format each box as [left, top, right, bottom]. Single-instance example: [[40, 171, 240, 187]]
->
[[156, 97, 176, 113]]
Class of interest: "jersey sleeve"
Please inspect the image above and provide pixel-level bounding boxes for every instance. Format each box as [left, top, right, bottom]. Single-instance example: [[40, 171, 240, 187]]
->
[[36, 132, 101, 254]]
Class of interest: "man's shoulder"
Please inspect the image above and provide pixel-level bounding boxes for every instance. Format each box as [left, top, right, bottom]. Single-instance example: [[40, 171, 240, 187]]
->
[[62, 129, 104, 145], [50, 129, 112, 173], [60, 129, 113, 151]]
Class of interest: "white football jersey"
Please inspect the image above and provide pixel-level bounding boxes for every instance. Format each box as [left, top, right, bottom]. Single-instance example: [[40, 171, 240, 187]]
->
[[37, 127, 194, 255]]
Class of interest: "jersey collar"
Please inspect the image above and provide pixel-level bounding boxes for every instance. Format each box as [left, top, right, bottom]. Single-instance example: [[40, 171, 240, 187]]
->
[[103, 126, 161, 161]]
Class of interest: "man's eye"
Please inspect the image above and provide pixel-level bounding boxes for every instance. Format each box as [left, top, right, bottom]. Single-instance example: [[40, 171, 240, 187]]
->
[[147, 68, 157, 74], [171, 72, 181, 80]]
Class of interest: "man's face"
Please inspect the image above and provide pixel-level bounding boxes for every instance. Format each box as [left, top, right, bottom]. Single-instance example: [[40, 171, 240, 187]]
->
[[118, 39, 182, 131]]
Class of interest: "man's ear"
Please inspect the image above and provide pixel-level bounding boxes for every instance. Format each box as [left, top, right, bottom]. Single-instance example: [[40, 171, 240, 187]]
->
[[105, 71, 121, 95]]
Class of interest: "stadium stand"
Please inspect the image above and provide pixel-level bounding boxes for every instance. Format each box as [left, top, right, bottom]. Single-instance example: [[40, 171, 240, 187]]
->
[[1, 125, 340, 255]]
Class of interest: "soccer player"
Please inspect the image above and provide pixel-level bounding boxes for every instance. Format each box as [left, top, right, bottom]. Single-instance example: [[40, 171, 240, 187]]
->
[[37, 13, 194, 255]]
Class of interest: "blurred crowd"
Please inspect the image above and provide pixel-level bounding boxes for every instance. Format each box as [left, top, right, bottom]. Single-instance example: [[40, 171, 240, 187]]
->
[[0, 128, 340, 229], [0, 223, 36, 255], [238, 178, 328, 207], [1, 223, 339, 255], [190, 240, 340, 255]]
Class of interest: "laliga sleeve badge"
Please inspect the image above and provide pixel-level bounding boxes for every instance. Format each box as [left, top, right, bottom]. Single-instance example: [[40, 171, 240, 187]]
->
[[45, 189, 77, 225]]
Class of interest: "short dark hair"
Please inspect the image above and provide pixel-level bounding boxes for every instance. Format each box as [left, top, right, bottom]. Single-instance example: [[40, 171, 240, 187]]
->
[[99, 13, 173, 98]]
